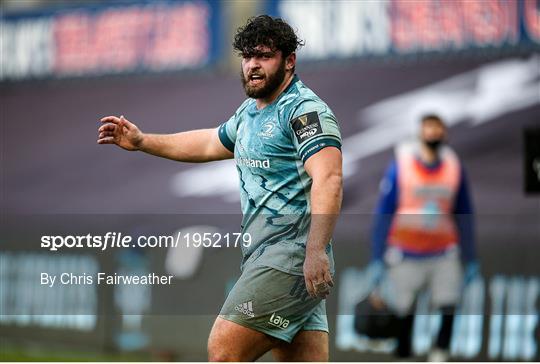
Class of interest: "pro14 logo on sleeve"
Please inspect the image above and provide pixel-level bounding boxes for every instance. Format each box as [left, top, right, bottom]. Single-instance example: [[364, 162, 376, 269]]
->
[[291, 111, 322, 143]]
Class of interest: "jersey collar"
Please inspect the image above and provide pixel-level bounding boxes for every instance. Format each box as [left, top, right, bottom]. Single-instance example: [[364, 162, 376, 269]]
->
[[283, 74, 300, 94]]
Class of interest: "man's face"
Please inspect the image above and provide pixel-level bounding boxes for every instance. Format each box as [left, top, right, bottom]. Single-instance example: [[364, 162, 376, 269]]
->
[[240, 46, 287, 99], [421, 119, 447, 144]]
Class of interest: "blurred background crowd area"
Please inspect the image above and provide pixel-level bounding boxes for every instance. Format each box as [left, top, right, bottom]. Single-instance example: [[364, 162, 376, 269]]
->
[[2, 0, 540, 82], [1, 0, 539, 362]]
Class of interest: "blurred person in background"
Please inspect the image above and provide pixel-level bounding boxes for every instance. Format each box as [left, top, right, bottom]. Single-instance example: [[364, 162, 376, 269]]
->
[[367, 114, 479, 361], [97, 15, 342, 362]]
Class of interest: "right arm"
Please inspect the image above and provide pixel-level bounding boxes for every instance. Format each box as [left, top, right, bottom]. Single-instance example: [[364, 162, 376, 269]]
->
[[367, 160, 398, 290], [371, 160, 398, 262], [97, 115, 233, 162], [453, 165, 480, 285], [453, 166, 476, 263]]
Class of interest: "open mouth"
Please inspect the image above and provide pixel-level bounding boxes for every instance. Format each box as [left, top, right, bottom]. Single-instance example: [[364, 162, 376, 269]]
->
[[248, 74, 265, 85]]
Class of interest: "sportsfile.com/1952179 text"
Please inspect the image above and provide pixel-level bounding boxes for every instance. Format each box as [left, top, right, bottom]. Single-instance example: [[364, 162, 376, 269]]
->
[[40, 232, 252, 252]]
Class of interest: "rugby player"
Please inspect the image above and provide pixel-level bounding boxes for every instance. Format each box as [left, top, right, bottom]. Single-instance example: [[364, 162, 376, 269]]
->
[[98, 15, 342, 361], [369, 115, 478, 361]]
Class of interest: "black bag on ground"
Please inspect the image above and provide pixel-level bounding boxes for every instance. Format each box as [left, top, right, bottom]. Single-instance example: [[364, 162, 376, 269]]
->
[[353, 296, 399, 339]]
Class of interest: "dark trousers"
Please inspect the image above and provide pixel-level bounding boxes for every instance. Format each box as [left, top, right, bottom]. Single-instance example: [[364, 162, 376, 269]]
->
[[395, 306, 455, 358]]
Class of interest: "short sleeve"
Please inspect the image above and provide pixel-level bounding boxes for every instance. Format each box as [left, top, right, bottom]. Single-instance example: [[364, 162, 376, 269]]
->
[[218, 114, 237, 153], [289, 100, 342, 163]]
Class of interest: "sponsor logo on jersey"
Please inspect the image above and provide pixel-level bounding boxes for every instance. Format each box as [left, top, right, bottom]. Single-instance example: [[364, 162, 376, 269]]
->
[[268, 312, 290, 329], [291, 111, 322, 143], [236, 157, 271, 169]]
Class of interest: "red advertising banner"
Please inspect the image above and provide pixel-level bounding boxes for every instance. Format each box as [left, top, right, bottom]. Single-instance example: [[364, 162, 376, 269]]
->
[[270, 0, 540, 61], [1, 1, 220, 81]]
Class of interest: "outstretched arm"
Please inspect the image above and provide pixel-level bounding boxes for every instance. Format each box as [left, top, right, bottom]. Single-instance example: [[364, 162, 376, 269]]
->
[[97, 115, 233, 162]]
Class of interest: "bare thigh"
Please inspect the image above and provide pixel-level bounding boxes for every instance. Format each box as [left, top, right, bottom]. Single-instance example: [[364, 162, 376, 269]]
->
[[272, 330, 329, 362], [207, 316, 279, 362]]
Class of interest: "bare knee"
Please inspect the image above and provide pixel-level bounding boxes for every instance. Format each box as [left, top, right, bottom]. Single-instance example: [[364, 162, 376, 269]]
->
[[207, 343, 242, 362], [208, 352, 232, 362], [207, 317, 275, 361], [207, 322, 241, 361]]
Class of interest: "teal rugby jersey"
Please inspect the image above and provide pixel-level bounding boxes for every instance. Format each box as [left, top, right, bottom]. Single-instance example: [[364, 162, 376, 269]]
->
[[218, 75, 341, 275]]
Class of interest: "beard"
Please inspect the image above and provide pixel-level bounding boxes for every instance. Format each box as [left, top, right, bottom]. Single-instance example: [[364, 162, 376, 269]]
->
[[423, 139, 444, 151], [241, 60, 286, 99]]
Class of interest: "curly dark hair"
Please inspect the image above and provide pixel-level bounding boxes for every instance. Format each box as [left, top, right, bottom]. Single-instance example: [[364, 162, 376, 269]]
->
[[233, 15, 304, 58]]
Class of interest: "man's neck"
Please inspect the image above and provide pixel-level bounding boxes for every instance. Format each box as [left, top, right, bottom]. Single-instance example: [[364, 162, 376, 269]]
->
[[255, 73, 294, 110], [419, 143, 438, 165]]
